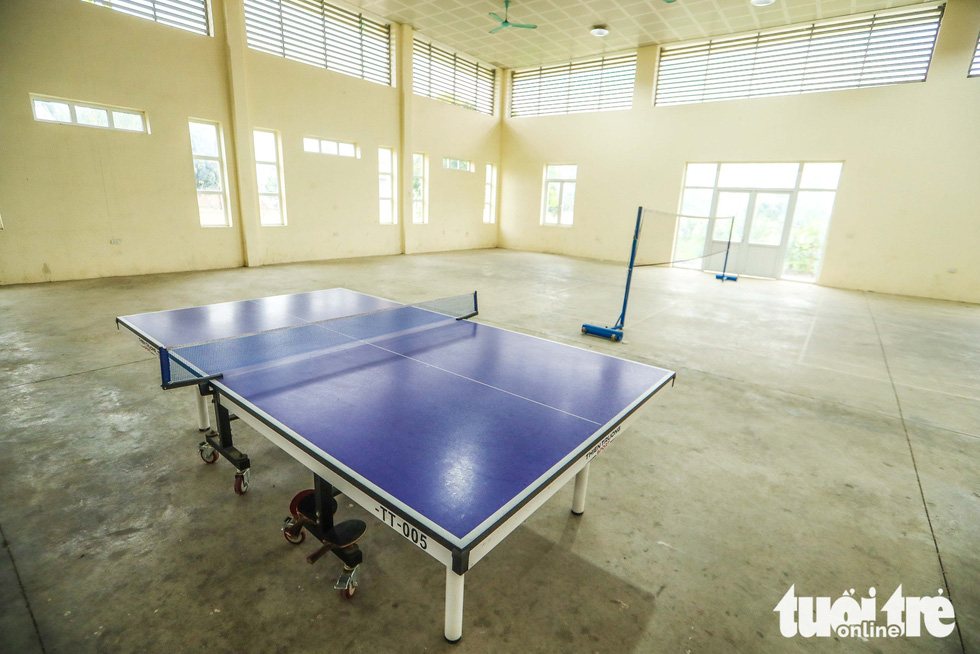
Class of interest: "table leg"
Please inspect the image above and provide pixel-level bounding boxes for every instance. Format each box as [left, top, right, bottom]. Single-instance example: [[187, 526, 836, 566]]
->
[[571, 463, 590, 515], [445, 568, 465, 643], [195, 389, 210, 431]]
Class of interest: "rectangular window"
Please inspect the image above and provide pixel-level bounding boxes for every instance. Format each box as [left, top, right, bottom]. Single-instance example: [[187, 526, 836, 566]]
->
[[81, 0, 210, 36], [189, 121, 230, 227], [31, 95, 148, 133], [412, 154, 427, 225], [253, 129, 286, 226], [970, 30, 980, 77], [378, 148, 395, 225], [413, 39, 495, 115], [243, 0, 392, 86], [512, 53, 636, 118], [542, 165, 577, 226], [304, 137, 358, 158], [483, 164, 496, 224], [655, 4, 944, 106], [673, 162, 842, 281], [442, 157, 473, 172]]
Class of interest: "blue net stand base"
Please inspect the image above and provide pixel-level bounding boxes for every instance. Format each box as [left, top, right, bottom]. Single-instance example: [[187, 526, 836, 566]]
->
[[582, 324, 623, 342], [715, 273, 738, 281]]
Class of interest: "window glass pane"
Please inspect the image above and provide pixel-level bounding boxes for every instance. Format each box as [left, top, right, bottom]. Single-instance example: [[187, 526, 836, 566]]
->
[[713, 192, 749, 242], [680, 188, 713, 217], [674, 218, 708, 269], [545, 182, 560, 223], [253, 131, 278, 163], [748, 193, 790, 245], [379, 199, 393, 224], [484, 204, 491, 222], [484, 185, 492, 203], [685, 163, 717, 187], [338, 142, 356, 157], [197, 193, 226, 226], [378, 148, 392, 174], [112, 111, 144, 131], [259, 195, 282, 225], [413, 154, 424, 177], [255, 163, 280, 193], [379, 174, 392, 199], [800, 163, 843, 190], [547, 165, 577, 180], [783, 191, 836, 280], [76, 105, 109, 127], [718, 163, 798, 189], [189, 122, 219, 157], [485, 164, 493, 183], [413, 201, 424, 224], [303, 138, 320, 153], [321, 140, 338, 155], [34, 99, 71, 122], [194, 159, 222, 191], [560, 182, 576, 225], [412, 176, 423, 201]]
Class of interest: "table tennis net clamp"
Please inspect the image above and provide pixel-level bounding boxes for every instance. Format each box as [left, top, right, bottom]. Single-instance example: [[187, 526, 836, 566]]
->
[[153, 292, 478, 597]]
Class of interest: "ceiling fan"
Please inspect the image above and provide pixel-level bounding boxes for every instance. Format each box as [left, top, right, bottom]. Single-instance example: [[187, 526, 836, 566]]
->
[[488, 1, 537, 34]]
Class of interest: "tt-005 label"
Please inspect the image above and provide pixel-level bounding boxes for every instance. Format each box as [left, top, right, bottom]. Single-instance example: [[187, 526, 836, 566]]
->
[[374, 505, 427, 550], [586, 424, 623, 461]]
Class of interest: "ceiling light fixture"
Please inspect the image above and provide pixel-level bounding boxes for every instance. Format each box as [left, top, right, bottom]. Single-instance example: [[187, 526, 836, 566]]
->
[[590, 25, 610, 37], [750, 0, 776, 6]]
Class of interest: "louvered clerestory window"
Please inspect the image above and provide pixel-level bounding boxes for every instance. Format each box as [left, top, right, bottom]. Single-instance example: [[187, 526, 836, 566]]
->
[[244, 0, 392, 86], [81, 0, 211, 36], [413, 39, 495, 115], [511, 53, 637, 118], [655, 3, 945, 106]]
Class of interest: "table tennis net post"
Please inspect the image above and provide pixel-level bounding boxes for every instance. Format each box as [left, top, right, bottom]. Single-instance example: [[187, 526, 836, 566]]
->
[[159, 291, 478, 389]]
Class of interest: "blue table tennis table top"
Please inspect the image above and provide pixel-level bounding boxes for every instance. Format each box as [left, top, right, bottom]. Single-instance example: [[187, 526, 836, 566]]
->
[[118, 288, 675, 549]]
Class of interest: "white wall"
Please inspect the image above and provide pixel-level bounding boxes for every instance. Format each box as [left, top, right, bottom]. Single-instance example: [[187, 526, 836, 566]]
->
[[499, 0, 980, 303]]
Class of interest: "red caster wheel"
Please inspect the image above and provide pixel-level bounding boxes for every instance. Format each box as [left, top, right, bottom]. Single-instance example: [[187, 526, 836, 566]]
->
[[199, 448, 219, 464], [341, 586, 355, 599], [234, 471, 250, 495], [283, 527, 305, 545], [289, 490, 315, 517]]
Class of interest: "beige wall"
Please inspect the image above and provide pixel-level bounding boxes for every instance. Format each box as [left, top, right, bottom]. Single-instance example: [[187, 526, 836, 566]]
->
[[499, 0, 980, 304], [0, 0, 244, 284], [2, 0, 977, 303], [0, 0, 501, 284]]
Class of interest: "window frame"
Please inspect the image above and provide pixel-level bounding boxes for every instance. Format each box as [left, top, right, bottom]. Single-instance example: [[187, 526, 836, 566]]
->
[[30, 94, 149, 134], [655, 3, 946, 107], [511, 53, 637, 118], [442, 157, 474, 173], [81, 0, 212, 37], [412, 153, 428, 225], [541, 164, 578, 227], [378, 147, 396, 225], [674, 161, 843, 281], [304, 137, 359, 158], [252, 128, 287, 227], [413, 38, 496, 115], [483, 164, 497, 224], [188, 119, 232, 228], [242, 0, 393, 86]]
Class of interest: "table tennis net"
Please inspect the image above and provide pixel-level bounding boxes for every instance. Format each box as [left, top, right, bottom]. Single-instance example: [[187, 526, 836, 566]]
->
[[160, 292, 478, 388]]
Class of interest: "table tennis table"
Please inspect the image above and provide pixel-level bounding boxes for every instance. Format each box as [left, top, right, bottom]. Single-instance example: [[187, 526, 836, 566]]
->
[[116, 288, 674, 641]]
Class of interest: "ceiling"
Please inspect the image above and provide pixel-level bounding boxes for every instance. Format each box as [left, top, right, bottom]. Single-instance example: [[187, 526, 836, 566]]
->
[[354, 0, 933, 69]]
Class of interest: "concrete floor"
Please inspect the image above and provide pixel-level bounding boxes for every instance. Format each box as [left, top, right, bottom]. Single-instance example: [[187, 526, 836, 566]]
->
[[0, 249, 976, 653]]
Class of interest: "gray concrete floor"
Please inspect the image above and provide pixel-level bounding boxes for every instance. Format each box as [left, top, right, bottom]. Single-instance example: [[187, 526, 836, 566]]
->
[[0, 249, 976, 653]]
